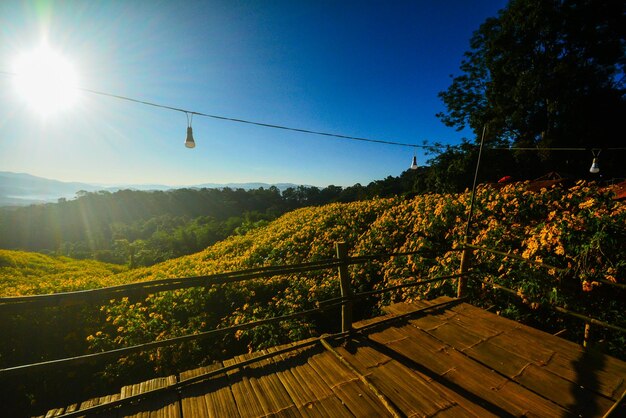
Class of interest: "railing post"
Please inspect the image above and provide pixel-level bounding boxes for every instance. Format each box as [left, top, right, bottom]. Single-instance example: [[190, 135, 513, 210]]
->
[[336, 242, 353, 333], [583, 322, 591, 348], [457, 246, 470, 298]]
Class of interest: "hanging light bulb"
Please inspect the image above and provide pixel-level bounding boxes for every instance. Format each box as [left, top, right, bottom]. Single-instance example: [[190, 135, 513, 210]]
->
[[589, 158, 600, 174], [410, 154, 418, 170], [184, 113, 196, 149], [589, 149, 600, 174], [185, 127, 195, 148]]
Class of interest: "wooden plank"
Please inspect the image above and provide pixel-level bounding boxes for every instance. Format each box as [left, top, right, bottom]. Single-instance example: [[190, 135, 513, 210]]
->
[[300, 396, 353, 418], [272, 344, 366, 417], [432, 404, 480, 418], [445, 307, 515, 336], [382, 296, 456, 314], [411, 306, 618, 417], [451, 303, 568, 346], [485, 329, 556, 364], [541, 342, 626, 393], [72, 393, 120, 418], [448, 303, 518, 333], [44, 408, 65, 417], [179, 363, 240, 418], [371, 297, 458, 331], [382, 302, 418, 315], [235, 353, 290, 416], [275, 347, 336, 402], [335, 341, 457, 417], [179, 366, 204, 418], [353, 312, 397, 329], [334, 341, 390, 370], [516, 363, 614, 417], [306, 350, 386, 417], [235, 350, 302, 417], [368, 323, 570, 417], [75, 397, 99, 418], [429, 321, 493, 350], [266, 345, 326, 410], [545, 352, 626, 400], [408, 308, 606, 416], [494, 381, 577, 418], [366, 361, 456, 417], [119, 375, 179, 418], [306, 351, 355, 387], [233, 352, 278, 416], [449, 304, 626, 402], [463, 339, 532, 377], [44, 300, 626, 418], [223, 356, 267, 417], [331, 378, 394, 417], [63, 404, 78, 413], [276, 349, 364, 418], [406, 310, 457, 331], [451, 305, 626, 402]]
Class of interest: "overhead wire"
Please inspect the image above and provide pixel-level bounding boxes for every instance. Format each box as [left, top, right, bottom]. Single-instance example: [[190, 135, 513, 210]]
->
[[0, 69, 436, 149], [79, 87, 443, 149], [2, 69, 625, 152]]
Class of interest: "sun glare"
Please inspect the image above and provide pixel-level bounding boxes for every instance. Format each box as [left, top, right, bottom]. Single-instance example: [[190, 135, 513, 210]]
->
[[13, 45, 79, 116]]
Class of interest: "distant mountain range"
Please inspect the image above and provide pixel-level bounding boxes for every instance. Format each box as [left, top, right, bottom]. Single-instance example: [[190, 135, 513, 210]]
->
[[0, 172, 303, 207]]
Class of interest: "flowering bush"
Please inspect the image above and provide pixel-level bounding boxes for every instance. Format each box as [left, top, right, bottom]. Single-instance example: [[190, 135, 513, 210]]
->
[[3, 181, 624, 380]]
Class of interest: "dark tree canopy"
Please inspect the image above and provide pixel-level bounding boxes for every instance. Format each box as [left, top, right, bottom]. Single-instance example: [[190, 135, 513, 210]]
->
[[437, 0, 625, 178]]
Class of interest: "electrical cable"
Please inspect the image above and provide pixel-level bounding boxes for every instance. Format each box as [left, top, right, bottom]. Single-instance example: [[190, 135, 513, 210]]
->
[[0, 70, 436, 149], [80, 86, 441, 148], [490, 147, 626, 151], [2, 69, 625, 152]]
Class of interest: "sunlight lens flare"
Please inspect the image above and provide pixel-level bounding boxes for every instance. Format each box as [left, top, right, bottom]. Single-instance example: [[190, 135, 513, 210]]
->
[[13, 45, 79, 116]]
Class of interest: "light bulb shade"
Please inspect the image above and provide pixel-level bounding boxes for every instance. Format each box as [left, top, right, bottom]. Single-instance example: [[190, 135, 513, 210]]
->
[[185, 126, 195, 148], [410, 155, 418, 170], [589, 158, 600, 174]]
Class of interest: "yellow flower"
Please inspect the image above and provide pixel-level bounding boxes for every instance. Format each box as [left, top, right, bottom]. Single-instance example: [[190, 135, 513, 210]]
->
[[578, 199, 595, 210]]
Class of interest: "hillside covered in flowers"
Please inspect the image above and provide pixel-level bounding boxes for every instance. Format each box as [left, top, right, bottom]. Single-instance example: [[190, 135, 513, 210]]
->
[[3, 180, 625, 414], [92, 180, 624, 355], [0, 249, 127, 296]]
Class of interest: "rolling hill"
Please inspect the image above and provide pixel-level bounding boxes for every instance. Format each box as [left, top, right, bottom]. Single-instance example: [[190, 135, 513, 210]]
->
[[0, 171, 303, 206]]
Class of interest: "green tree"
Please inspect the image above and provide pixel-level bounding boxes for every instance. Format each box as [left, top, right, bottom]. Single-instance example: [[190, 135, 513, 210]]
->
[[437, 0, 625, 178]]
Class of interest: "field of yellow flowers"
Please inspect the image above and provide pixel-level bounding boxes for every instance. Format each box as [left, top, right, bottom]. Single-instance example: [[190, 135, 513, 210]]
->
[[0, 249, 127, 296], [2, 181, 625, 389]]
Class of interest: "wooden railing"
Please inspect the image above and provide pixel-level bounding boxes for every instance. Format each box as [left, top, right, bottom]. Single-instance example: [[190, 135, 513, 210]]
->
[[0, 243, 465, 378], [459, 243, 626, 345], [2, 241, 625, 417], [3, 240, 625, 382], [3, 240, 625, 380]]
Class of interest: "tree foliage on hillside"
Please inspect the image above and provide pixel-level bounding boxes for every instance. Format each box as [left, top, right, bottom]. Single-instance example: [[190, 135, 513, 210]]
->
[[0, 184, 400, 266], [437, 0, 625, 178]]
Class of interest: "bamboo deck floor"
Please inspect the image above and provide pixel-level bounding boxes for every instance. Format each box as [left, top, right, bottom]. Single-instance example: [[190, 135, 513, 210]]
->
[[38, 296, 626, 417]]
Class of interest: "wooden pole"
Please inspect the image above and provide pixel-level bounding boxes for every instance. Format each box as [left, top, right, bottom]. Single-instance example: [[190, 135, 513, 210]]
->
[[457, 247, 470, 298], [583, 322, 591, 348], [336, 242, 353, 333]]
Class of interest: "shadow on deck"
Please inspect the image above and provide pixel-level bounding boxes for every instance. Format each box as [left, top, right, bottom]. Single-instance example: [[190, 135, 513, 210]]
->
[[39, 297, 626, 417]]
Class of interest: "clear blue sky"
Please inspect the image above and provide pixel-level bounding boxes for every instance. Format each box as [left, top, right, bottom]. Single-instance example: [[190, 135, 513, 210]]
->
[[0, 0, 507, 187]]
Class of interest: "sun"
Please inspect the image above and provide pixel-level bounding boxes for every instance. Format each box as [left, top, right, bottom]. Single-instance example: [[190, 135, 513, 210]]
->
[[13, 44, 79, 116]]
